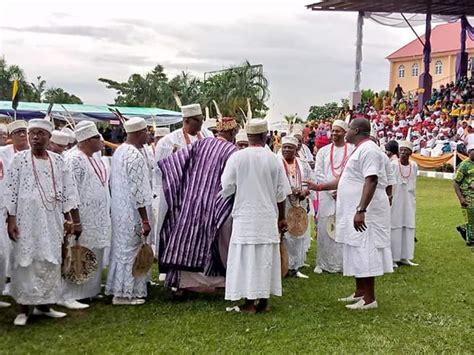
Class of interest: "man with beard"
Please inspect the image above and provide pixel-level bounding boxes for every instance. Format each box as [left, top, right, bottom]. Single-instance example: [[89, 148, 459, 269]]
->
[[314, 120, 353, 274]]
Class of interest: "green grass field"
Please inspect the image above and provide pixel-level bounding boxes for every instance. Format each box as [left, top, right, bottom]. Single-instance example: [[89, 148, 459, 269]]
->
[[1, 177, 473, 353]]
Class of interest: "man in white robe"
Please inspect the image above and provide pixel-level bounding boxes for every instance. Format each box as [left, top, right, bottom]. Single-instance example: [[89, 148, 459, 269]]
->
[[0, 120, 29, 301], [279, 135, 311, 279], [48, 130, 70, 155], [306, 119, 393, 310], [314, 120, 353, 274], [0, 123, 8, 146], [154, 104, 211, 281], [59, 123, 111, 310], [105, 118, 153, 305], [5, 119, 79, 326], [222, 119, 291, 313], [391, 141, 418, 267]]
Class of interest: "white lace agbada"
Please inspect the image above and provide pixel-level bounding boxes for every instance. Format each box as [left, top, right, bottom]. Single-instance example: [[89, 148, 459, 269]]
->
[[4, 150, 77, 268], [66, 149, 111, 249], [106, 143, 152, 298]]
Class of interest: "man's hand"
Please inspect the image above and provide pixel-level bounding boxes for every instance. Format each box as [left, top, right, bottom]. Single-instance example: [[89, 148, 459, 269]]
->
[[278, 219, 288, 234], [7, 217, 19, 242], [142, 221, 151, 237], [353, 211, 367, 232], [460, 197, 469, 207], [302, 180, 318, 191]]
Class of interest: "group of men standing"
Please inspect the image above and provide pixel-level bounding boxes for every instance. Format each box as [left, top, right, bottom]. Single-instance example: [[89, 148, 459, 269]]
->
[[0, 104, 420, 325]]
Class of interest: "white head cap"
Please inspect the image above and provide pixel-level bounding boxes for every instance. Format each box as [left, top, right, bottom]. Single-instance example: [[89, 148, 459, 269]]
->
[[61, 127, 76, 144], [282, 135, 299, 147], [76, 120, 95, 129], [7, 120, 27, 134], [0, 124, 7, 133], [235, 129, 248, 143], [28, 119, 53, 134], [124, 117, 147, 133], [468, 144, 474, 152], [292, 124, 304, 137], [398, 140, 414, 152], [75, 123, 99, 143], [50, 130, 70, 146], [154, 127, 170, 137], [332, 119, 348, 132], [181, 104, 202, 118], [245, 119, 268, 134]]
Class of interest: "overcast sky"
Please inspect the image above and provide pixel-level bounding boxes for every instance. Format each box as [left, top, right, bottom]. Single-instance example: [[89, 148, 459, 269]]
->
[[0, 0, 421, 121]]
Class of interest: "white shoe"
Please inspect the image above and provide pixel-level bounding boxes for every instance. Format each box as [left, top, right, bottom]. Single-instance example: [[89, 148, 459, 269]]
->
[[313, 266, 323, 274], [295, 271, 309, 279], [158, 273, 166, 282], [33, 307, 67, 318], [112, 297, 146, 306], [0, 300, 11, 308], [2, 283, 11, 296], [393, 262, 399, 269], [303, 263, 310, 268], [399, 259, 418, 266], [13, 313, 28, 326], [338, 293, 364, 303], [57, 300, 90, 310], [345, 299, 378, 310]]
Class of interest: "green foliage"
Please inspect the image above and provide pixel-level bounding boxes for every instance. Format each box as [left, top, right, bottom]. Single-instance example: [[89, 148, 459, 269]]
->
[[0, 57, 83, 104], [308, 102, 340, 121], [283, 114, 304, 124], [99, 61, 270, 123], [1, 178, 471, 353], [361, 88, 375, 104], [44, 87, 83, 104]]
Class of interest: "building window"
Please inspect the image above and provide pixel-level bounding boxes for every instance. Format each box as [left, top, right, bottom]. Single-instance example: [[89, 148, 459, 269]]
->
[[398, 65, 405, 78], [435, 61, 442, 75], [412, 63, 419, 77]]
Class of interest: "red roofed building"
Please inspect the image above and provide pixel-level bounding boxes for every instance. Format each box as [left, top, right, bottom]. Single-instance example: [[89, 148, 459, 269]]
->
[[387, 22, 474, 94]]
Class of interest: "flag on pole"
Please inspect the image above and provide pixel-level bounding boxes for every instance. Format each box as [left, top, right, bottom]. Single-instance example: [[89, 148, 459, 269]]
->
[[11, 80, 19, 110]]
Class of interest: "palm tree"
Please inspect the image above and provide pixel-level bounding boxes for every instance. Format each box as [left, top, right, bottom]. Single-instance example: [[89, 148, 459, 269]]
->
[[31, 76, 47, 102]]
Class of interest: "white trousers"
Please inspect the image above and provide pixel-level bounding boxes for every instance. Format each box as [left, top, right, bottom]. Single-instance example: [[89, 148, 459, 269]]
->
[[391, 227, 415, 262]]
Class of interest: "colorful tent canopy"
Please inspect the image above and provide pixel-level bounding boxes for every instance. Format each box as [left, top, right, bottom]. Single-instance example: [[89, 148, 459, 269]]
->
[[0, 101, 182, 126]]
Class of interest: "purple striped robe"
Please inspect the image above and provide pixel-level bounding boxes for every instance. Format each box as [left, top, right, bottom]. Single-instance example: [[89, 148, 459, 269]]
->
[[158, 137, 237, 275]]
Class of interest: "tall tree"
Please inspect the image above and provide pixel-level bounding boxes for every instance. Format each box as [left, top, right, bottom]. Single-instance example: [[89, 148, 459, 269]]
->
[[31, 76, 47, 102], [44, 87, 83, 104]]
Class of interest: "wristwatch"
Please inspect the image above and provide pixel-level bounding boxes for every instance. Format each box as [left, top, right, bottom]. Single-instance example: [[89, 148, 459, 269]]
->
[[356, 206, 366, 213]]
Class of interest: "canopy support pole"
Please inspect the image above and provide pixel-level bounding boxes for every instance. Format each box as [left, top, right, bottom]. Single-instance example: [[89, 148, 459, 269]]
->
[[456, 16, 469, 81], [351, 11, 364, 107], [418, 3, 432, 111]]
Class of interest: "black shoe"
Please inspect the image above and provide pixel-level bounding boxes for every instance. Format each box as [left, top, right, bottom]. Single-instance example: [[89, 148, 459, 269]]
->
[[456, 226, 467, 241]]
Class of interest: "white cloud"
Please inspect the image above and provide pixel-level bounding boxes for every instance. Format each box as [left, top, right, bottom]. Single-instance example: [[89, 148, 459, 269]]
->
[[0, 0, 420, 120]]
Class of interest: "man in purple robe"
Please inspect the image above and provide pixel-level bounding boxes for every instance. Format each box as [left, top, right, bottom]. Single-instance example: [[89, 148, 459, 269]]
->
[[158, 117, 239, 295]]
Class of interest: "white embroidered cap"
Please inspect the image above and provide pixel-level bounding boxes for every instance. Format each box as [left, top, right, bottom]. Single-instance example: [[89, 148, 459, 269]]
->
[[50, 130, 70, 146], [181, 104, 202, 118], [28, 119, 53, 134], [7, 120, 27, 134], [75, 124, 99, 143], [282, 135, 299, 147], [332, 119, 348, 132], [154, 127, 170, 137], [235, 129, 248, 143], [245, 119, 268, 134], [124, 117, 147, 133], [61, 127, 76, 144], [398, 140, 413, 151], [76, 120, 95, 129], [468, 144, 474, 152], [292, 124, 304, 137]]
